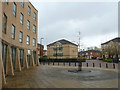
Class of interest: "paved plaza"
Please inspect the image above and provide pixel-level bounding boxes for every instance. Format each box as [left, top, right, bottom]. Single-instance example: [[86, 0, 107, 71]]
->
[[3, 63, 118, 88]]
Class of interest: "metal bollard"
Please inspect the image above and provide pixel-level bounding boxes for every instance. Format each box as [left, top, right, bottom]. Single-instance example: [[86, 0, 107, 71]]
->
[[64, 62, 65, 66], [53, 61, 54, 65], [99, 63, 101, 68], [58, 62, 59, 66], [93, 63, 95, 67], [69, 62, 71, 66], [75, 62, 76, 66], [106, 63, 108, 68], [113, 64, 115, 69], [87, 63, 88, 67]]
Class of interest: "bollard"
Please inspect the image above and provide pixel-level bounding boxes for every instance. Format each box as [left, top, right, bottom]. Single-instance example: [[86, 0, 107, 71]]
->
[[113, 64, 115, 69], [58, 62, 59, 66], [48, 61, 49, 65], [87, 63, 88, 67], [99, 63, 101, 68], [106, 63, 108, 68], [53, 61, 54, 65], [93, 63, 95, 67], [64, 62, 65, 66], [75, 62, 76, 66], [69, 62, 71, 66]]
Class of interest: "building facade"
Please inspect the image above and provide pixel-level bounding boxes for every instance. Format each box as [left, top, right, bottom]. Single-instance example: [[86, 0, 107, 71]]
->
[[78, 50, 101, 59], [1, 1, 39, 85], [47, 39, 78, 59], [101, 37, 120, 59], [37, 43, 44, 59]]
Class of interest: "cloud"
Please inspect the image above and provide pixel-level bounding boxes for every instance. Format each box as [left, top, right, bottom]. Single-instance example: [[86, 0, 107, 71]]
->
[[30, 2, 118, 49]]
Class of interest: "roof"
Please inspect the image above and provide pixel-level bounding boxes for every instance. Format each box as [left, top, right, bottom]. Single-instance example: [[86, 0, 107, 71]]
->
[[101, 37, 120, 45], [47, 39, 78, 46]]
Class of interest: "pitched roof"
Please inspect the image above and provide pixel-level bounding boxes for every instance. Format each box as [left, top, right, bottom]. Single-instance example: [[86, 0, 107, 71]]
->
[[47, 39, 78, 46], [101, 37, 120, 45]]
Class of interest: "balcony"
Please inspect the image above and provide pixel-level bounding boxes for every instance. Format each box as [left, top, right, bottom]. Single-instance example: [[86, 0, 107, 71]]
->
[[53, 53, 63, 56], [53, 47, 63, 50]]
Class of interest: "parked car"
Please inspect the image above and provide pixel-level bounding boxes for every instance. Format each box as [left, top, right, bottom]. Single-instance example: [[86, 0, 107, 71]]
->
[[97, 57, 103, 60]]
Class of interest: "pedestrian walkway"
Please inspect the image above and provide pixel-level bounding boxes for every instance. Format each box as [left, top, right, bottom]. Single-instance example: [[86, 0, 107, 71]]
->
[[3, 65, 118, 88]]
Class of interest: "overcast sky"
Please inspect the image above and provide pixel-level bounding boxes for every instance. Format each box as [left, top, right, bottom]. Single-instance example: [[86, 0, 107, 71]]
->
[[30, 1, 118, 50]]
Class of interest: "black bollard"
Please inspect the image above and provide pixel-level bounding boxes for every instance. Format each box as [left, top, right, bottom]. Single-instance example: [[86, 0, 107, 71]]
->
[[69, 62, 71, 66], [75, 62, 76, 66], [113, 64, 115, 69], [87, 63, 88, 67], [53, 61, 54, 65], [99, 63, 101, 68], [106, 63, 108, 68], [93, 63, 95, 67], [58, 62, 59, 66]]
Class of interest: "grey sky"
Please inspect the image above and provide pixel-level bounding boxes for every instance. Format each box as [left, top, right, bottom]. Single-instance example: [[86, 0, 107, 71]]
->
[[30, 1, 118, 50]]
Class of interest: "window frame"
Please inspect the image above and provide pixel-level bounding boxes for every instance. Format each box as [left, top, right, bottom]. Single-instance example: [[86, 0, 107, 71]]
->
[[20, 13, 24, 24], [33, 12, 36, 20], [21, 0, 24, 8], [27, 20, 30, 30], [2, 13, 7, 34], [19, 31, 23, 43], [13, 2, 17, 17], [32, 38, 36, 46], [11, 24, 15, 40], [33, 25, 36, 33], [28, 6, 31, 15], [26, 35, 30, 45]]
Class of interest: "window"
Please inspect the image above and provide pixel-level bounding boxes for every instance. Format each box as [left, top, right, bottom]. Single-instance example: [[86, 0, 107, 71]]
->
[[2, 13, 7, 34], [19, 31, 23, 43], [27, 20, 30, 30], [33, 25, 36, 33], [33, 12, 36, 20], [11, 24, 15, 40], [26, 35, 30, 45], [5, 0, 9, 4], [33, 38, 36, 46], [28, 6, 31, 15], [13, 3, 17, 16], [21, 0, 24, 8], [20, 13, 24, 24]]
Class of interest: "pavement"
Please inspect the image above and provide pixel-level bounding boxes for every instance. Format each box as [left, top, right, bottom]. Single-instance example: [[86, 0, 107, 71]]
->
[[3, 64, 119, 88]]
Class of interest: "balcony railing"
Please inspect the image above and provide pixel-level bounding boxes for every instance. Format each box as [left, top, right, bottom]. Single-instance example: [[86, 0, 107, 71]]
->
[[53, 53, 63, 56], [53, 47, 63, 50]]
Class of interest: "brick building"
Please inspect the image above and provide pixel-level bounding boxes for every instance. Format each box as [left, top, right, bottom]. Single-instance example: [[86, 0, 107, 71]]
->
[[47, 39, 78, 59], [37, 43, 44, 59], [101, 37, 120, 59], [78, 50, 101, 59], [1, 1, 39, 85]]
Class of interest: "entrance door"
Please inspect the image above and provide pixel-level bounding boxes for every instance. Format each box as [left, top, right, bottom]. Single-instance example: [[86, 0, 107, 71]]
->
[[2, 43, 7, 76], [11, 47, 16, 71], [27, 55, 31, 67], [20, 49, 24, 68], [33, 51, 36, 64]]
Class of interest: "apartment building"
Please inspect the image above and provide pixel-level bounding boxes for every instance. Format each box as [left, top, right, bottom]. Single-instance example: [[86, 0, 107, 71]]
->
[[47, 39, 78, 59], [101, 37, 120, 59], [78, 50, 101, 59], [37, 43, 44, 59], [1, 1, 39, 85]]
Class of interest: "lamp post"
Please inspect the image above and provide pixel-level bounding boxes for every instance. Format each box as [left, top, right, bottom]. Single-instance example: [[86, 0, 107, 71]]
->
[[40, 38, 44, 58]]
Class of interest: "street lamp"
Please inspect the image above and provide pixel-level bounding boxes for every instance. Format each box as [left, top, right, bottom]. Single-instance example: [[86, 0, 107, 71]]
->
[[40, 38, 44, 58]]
